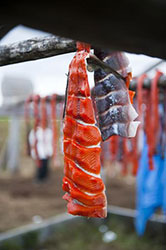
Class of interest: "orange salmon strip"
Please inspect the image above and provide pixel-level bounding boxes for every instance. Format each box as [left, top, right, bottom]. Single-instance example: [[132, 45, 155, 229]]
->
[[64, 156, 104, 193], [64, 139, 101, 175], [63, 116, 101, 146]]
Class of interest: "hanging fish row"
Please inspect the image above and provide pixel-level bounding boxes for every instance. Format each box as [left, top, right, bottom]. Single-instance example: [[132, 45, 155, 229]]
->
[[62, 43, 139, 218], [24, 94, 63, 166], [107, 71, 166, 175]]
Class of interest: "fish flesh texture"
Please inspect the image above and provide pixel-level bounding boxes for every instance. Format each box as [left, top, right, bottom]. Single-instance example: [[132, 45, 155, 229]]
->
[[63, 42, 107, 218], [92, 50, 140, 141]]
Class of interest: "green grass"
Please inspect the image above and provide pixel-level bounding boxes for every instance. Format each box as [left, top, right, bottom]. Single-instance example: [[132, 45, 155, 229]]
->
[[38, 217, 165, 250], [0, 241, 22, 250], [0, 217, 164, 250]]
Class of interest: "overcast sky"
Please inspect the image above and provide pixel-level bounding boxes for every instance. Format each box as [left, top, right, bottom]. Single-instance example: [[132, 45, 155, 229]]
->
[[0, 25, 165, 105]]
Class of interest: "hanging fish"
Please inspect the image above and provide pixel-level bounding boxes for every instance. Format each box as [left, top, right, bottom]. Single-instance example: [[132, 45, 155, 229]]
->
[[109, 135, 119, 161], [150, 71, 163, 155], [145, 71, 162, 170], [121, 137, 134, 175], [130, 76, 147, 175], [51, 94, 57, 166], [33, 95, 41, 167], [136, 74, 147, 155], [62, 42, 107, 218], [41, 96, 47, 129], [92, 50, 140, 141], [160, 89, 166, 158], [24, 96, 32, 156], [137, 71, 163, 170], [131, 135, 139, 175], [137, 74, 154, 169], [144, 85, 154, 170], [137, 74, 147, 122]]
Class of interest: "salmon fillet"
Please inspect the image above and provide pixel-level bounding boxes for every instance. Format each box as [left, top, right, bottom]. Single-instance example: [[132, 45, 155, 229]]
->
[[63, 42, 107, 218]]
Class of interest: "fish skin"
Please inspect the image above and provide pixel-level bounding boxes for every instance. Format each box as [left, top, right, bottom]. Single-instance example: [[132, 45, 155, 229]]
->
[[98, 105, 130, 127], [96, 90, 128, 114], [93, 50, 139, 141], [101, 121, 140, 141], [92, 74, 125, 97]]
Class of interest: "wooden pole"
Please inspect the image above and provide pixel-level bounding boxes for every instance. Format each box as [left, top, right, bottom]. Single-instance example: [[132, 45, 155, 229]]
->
[[0, 35, 76, 66], [0, 35, 166, 89]]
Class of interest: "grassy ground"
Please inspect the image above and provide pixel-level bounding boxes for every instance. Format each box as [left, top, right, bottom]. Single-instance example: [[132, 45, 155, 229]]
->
[[37, 217, 165, 250], [0, 117, 8, 151]]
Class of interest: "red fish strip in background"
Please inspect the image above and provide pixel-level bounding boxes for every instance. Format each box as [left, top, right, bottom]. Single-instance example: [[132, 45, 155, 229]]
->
[[137, 71, 162, 170], [161, 89, 166, 158], [150, 71, 163, 157], [144, 89, 154, 169], [121, 138, 131, 175], [131, 134, 139, 176], [33, 95, 41, 168], [41, 96, 47, 129], [62, 42, 107, 218], [137, 74, 154, 169], [130, 74, 147, 174], [137, 74, 147, 123], [24, 96, 32, 156], [51, 94, 57, 166], [109, 135, 119, 161]]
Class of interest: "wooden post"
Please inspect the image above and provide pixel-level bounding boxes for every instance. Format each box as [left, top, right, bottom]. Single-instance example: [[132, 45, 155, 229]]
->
[[6, 116, 21, 173]]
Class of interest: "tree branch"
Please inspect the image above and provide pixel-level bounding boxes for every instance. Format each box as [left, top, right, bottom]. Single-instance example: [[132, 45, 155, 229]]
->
[[0, 35, 76, 66]]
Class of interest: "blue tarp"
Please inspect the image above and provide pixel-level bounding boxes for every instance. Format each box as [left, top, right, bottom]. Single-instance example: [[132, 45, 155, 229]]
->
[[135, 136, 166, 235], [162, 158, 166, 214]]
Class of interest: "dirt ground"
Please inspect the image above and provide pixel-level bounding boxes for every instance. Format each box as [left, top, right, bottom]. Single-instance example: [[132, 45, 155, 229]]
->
[[0, 158, 136, 233], [0, 119, 136, 232]]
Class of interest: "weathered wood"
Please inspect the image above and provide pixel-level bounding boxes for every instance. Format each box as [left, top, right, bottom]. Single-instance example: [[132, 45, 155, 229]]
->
[[0, 35, 76, 66], [0, 36, 126, 77], [0, 32, 165, 91]]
